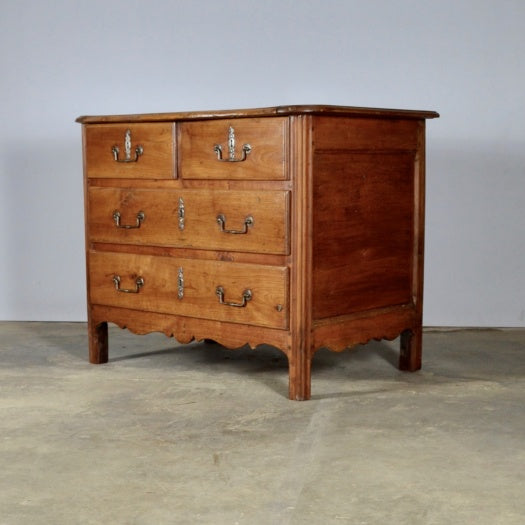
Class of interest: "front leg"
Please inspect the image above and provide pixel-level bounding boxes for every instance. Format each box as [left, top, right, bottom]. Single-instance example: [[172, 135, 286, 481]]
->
[[288, 341, 312, 401], [88, 320, 108, 364]]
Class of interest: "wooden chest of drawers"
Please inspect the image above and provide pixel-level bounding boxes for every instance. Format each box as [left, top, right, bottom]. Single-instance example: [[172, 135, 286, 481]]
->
[[77, 105, 438, 400]]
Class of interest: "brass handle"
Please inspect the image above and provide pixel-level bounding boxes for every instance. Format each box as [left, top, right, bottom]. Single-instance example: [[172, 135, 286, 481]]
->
[[112, 275, 144, 293], [213, 126, 251, 162], [216, 214, 254, 234], [113, 211, 145, 229], [112, 129, 143, 163], [215, 286, 252, 307]]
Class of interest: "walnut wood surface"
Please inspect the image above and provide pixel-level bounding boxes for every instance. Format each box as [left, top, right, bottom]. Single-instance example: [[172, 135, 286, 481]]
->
[[85, 123, 175, 179], [312, 116, 420, 150], [312, 305, 417, 350], [80, 104, 438, 400], [178, 118, 288, 180], [90, 305, 291, 355], [288, 115, 314, 400], [88, 187, 290, 255], [89, 251, 289, 329], [312, 151, 415, 318], [77, 105, 439, 124]]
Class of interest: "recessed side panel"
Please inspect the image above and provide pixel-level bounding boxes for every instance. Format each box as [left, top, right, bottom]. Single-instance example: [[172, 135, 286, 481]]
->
[[312, 150, 416, 319]]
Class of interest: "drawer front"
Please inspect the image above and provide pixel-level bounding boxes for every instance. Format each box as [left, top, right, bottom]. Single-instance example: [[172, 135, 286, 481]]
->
[[88, 188, 289, 254], [85, 123, 175, 179], [178, 117, 288, 180], [89, 251, 289, 329]]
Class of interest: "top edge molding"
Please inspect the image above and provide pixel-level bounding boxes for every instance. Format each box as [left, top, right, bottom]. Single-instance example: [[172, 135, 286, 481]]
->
[[76, 104, 439, 124]]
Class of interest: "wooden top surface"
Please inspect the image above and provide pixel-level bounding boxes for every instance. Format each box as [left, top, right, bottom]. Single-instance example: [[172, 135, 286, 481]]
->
[[76, 104, 439, 124]]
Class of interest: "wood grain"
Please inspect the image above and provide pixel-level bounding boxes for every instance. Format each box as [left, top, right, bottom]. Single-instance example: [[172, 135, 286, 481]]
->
[[85, 123, 175, 179], [88, 187, 290, 255], [312, 151, 415, 319], [288, 115, 314, 400], [77, 105, 439, 124], [79, 105, 437, 399], [312, 116, 419, 151], [312, 305, 416, 351], [89, 251, 289, 329], [90, 305, 291, 355], [178, 117, 288, 180]]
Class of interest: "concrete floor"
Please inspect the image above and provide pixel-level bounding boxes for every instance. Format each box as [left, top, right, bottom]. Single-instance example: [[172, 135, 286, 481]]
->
[[0, 323, 524, 525]]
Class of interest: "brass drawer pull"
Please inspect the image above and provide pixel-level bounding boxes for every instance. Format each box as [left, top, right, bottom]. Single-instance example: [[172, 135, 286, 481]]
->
[[112, 129, 144, 163], [216, 214, 254, 234], [213, 126, 251, 162], [216, 286, 252, 307], [112, 275, 144, 294], [113, 211, 145, 229]]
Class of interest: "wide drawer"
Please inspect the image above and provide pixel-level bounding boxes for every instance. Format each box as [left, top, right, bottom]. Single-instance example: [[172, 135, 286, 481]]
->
[[178, 117, 288, 180], [88, 188, 289, 255], [84, 123, 175, 179], [89, 251, 289, 329]]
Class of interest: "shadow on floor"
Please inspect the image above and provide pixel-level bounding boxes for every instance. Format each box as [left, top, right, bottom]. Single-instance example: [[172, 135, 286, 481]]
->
[[5, 322, 524, 400]]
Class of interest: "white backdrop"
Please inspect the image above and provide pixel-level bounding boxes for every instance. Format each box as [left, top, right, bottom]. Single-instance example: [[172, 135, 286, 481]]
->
[[1, 0, 524, 326]]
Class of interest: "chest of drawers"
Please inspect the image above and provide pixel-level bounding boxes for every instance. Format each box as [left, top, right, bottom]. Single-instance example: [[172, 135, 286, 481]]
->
[[77, 105, 438, 400]]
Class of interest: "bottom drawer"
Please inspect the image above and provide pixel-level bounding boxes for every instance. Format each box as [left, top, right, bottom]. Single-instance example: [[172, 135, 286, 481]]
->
[[89, 251, 289, 329]]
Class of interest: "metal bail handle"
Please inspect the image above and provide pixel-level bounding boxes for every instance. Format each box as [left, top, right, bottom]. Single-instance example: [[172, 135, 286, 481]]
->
[[112, 275, 144, 294], [215, 286, 252, 307], [213, 126, 251, 162], [216, 214, 254, 234], [112, 129, 144, 163], [113, 211, 145, 229]]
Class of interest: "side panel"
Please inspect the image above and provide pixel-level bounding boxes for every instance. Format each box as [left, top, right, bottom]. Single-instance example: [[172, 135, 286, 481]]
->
[[312, 117, 420, 320]]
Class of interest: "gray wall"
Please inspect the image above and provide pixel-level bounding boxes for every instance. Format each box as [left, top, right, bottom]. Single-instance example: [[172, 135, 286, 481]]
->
[[1, 0, 524, 326]]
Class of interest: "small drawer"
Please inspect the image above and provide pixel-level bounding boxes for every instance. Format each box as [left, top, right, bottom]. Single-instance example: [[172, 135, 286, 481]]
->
[[88, 188, 290, 255], [89, 251, 289, 329], [84, 123, 175, 179], [178, 117, 288, 180]]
